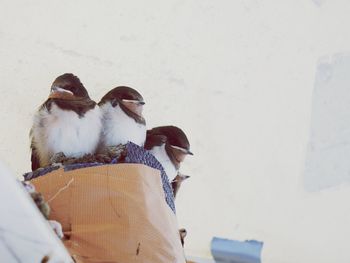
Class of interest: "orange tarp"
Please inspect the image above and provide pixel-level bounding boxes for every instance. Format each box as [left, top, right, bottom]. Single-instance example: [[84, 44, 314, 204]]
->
[[31, 164, 186, 263]]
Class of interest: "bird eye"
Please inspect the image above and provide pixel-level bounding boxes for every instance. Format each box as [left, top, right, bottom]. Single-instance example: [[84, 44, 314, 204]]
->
[[71, 86, 78, 94], [111, 98, 118, 107]]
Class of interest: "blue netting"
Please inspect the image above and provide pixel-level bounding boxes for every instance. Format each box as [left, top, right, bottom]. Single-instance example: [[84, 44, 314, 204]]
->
[[23, 165, 61, 180], [125, 142, 175, 213]]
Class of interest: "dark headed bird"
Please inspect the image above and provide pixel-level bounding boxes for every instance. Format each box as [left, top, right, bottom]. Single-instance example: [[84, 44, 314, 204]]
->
[[30, 73, 102, 171], [179, 228, 187, 247], [144, 126, 193, 182], [98, 86, 146, 148], [172, 172, 190, 199]]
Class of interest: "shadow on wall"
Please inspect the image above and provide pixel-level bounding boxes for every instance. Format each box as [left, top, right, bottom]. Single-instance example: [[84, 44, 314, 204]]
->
[[304, 53, 350, 191]]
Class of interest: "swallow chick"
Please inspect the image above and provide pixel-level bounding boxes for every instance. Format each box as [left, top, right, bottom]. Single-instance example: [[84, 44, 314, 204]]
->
[[172, 172, 190, 199], [30, 73, 102, 170], [98, 86, 146, 151], [145, 126, 193, 182], [179, 228, 187, 247]]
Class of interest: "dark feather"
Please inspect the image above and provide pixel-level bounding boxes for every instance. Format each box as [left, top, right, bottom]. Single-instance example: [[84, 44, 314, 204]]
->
[[144, 134, 167, 150], [98, 86, 144, 105], [47, 73, 96, 117], [30, 129, 41, 171], [30, 148, 41, 172], [146, 126, 191, 151], [171, 173, 190, 198], [145, 126, 193, 170], [51, 73, 88, 98], [43, 97, 96, 118], [98, 86, 145, 124], [30, 73, 96, 171]]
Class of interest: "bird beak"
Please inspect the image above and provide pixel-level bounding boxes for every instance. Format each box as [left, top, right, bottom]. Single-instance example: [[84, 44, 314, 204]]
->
[[122, 99, 145, 105], [121, 99, 145, 116], [172, 173, 190, 182], [170, 145, 194, 156], [49, 86, 74, 99], [179, 228, 187, 237], [187, 149, 194, 156], [51, 86, 73, 95], [180, 174, 190, 180]]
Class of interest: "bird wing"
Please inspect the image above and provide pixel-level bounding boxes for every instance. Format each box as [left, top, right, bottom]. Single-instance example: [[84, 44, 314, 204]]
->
[[31, 146, 41, 171], [30, 129, 41, 171]]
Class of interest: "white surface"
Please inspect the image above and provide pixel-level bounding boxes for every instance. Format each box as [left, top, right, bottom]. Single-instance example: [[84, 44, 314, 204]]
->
[[0, 162, 72, 263], [1, 1, 350, 262], [187, 256, 215, 263]]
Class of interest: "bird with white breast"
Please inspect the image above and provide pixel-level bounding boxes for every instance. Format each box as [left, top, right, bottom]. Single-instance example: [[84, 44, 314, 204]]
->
[[145, 125, 193, 182], [30, 73, 102, 171], [98, 86, 146, 150]]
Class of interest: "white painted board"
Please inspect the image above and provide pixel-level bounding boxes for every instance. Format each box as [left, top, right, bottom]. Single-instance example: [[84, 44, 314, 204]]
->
[[0, 162, 73, 263]]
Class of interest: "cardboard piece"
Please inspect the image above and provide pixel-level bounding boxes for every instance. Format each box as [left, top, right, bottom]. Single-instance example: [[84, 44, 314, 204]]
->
[[31, 163, 186, 263]]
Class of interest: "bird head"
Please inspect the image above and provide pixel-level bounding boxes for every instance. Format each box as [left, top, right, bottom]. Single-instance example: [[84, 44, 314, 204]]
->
[[147, 126, 193, 169], [99, 86, 145, 122], [44, 73, 96, 117], [49, 73, 89, 100]]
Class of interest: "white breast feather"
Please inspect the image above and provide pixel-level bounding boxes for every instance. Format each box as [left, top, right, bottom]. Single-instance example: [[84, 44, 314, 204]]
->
[[149, 144, 177, 182], [31, 103, 102, 166], [100, 103, 146, 147]]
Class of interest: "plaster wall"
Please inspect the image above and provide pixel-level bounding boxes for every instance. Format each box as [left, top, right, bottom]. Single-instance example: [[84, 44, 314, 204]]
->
[[1, 1, 350, 262]]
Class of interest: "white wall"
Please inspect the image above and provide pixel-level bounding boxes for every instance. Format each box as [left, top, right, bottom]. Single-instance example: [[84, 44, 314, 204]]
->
[[1, 1, 350, 262]]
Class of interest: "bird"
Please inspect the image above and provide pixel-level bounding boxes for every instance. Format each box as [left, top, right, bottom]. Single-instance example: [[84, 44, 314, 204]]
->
[[144, 125, 193, 182], [98, 86, 146, 150], [179, 228, 187, 247], [30, 73, 102, 171], [171, 172, 190, 199]]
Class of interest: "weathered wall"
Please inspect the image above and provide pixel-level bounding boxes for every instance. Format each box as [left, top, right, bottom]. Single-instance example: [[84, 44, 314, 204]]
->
[[1, 1, 350, 262]]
